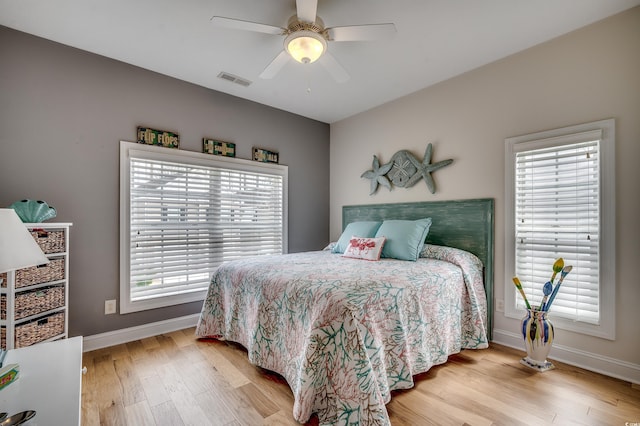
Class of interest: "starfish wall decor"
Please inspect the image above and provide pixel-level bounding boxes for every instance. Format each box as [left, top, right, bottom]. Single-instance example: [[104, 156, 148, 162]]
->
[[361, 143, 453, 195]]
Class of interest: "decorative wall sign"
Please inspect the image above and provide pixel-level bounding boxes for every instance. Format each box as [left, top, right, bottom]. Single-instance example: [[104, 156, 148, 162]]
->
[[253, 147, 279, 163], [361, 143, 453, 195], [204, 138, 236, 157], [137, 126, 179, 148]]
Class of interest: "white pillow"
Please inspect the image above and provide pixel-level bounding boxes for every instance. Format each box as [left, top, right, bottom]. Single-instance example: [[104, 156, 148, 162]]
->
[[342, 236, 386, 261]]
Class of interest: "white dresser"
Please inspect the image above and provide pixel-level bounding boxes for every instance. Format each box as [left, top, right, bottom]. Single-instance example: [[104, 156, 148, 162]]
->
[[0, 223, 72, 350]]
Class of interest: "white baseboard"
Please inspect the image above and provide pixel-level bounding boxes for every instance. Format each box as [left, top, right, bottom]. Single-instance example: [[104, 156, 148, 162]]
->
[[492, 328, 640, 385], [82, 313, 200, 352]]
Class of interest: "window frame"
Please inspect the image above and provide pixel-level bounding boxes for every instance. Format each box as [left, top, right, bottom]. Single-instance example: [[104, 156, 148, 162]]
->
[[504, 119, 615, 339], [119, 141, 288, 314]]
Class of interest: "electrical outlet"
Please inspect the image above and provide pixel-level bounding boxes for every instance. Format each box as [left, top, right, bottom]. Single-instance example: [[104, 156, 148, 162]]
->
[[496, 299, 505, 313], [105, 299, 117, 315]]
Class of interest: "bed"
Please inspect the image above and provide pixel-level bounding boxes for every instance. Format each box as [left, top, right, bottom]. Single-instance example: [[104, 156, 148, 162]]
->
[[196, 198, 494, 425]]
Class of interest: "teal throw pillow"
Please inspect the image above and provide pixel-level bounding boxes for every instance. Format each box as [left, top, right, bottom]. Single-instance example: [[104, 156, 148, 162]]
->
[[332, 221, 383, 254], [375, 218, 432, 261]]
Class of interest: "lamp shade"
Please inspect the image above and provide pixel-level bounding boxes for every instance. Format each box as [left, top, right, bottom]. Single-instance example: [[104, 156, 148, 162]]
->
[[285, 30, 327, 64], [0, 209, 50, 273]]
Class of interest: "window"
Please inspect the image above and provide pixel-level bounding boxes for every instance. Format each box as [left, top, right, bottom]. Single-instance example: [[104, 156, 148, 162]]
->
[[504, 119, 615, 339], [120, 141, 288, 313]]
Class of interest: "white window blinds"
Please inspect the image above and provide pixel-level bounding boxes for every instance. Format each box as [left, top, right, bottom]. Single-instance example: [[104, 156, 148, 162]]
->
[[514, 131, 601, 324], [120, 142, 287, 313]]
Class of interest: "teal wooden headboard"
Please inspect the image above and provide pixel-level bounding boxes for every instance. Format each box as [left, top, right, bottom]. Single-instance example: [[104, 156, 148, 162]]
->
[[342, 198, 494, 339]]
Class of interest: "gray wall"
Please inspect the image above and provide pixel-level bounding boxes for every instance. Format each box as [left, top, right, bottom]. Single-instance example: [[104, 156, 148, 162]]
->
[[0, 26, 330, 337]]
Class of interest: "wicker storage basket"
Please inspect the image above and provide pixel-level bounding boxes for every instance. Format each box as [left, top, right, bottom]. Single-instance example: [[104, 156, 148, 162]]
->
[[30, 229, 65, 254], [13, 311, 65, 348], [0, 272, 6, 288], [14, 258, 64, 289], [1, 285, 65, 320]]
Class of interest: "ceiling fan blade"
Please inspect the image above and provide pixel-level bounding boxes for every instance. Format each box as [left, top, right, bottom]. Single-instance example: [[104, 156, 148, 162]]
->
[[319, 52, 350, 83], [210, 16, 284, 35], [259, 51, 291, 79], [296, 0, 318, 23], [327, 23, 396, 41]]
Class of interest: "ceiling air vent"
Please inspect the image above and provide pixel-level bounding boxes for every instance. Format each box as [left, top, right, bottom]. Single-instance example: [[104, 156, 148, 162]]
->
[[217, 72, 252, 87]]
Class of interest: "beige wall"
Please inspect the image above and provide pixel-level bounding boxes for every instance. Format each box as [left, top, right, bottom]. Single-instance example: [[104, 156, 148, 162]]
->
[[330, 7, 640, 373]]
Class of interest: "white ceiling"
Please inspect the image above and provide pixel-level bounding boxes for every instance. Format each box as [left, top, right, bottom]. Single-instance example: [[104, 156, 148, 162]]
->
[[1, 0, 638, 123]]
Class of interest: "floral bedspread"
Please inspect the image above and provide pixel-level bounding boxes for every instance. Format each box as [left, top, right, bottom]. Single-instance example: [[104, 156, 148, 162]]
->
[[196, 245, 488, 425]]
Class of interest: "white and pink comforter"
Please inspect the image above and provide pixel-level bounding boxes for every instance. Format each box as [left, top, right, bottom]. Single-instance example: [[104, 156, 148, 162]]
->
[[196, 245, 488, 425]]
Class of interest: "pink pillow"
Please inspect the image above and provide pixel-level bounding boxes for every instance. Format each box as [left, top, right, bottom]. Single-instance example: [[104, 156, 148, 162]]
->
[[342, 236, 386, 261]]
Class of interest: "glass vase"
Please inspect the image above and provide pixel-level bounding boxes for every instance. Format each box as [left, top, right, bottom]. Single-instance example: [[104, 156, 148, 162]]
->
[[520, 308, 555, 371]]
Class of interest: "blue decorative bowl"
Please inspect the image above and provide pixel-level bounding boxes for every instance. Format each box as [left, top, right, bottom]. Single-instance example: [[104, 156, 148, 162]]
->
[[9, 199, 57, 223]]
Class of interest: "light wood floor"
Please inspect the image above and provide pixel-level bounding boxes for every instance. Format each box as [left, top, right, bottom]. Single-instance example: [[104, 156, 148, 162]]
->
[[81, 327, 640, 425]]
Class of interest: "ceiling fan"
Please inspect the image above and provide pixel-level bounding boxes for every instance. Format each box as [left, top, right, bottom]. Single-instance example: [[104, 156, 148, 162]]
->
[[211, 0, 396, 83]]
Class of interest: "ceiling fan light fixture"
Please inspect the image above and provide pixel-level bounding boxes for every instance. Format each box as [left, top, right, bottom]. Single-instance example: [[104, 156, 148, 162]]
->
[[285, 30, 327, 64]]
